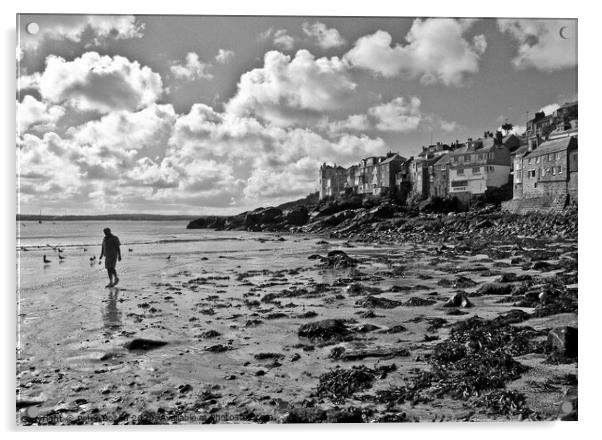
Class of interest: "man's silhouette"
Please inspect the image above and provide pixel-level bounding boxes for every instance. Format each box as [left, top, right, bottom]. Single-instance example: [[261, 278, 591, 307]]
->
[[99, 228, 121, 287]]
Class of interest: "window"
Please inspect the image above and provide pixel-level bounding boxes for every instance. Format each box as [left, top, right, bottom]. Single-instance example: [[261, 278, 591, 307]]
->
[[552, 167, 556, 175], [472, 166, 481, 174], [545, 154, 549, 162], [528, 158, 532, 164], [536, 156, 541, 164], [464, 154, 471, 162], [457, 168, 464, 175], [558, 165, 563, 174], [557, 152, 562, 160], [489, 153, 495, 159], [489, 166, 494, 172], [478, 153, 483, 160]]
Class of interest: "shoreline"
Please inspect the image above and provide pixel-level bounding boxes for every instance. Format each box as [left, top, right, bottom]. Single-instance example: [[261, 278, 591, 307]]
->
[[16, 223, 577, 424]]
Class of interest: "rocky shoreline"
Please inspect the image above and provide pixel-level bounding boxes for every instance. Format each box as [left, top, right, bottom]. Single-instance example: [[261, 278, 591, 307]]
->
[[18, 201, 578, 425]]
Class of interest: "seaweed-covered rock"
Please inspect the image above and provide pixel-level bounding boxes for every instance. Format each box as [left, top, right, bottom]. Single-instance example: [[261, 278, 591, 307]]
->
[[356, 295, 402, 309], [473, 282, 514, 296], [297, 319, 350, 341]]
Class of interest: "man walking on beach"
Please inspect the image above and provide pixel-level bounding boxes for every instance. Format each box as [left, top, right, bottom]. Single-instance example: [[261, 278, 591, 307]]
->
[[100, 228, 121, 288]]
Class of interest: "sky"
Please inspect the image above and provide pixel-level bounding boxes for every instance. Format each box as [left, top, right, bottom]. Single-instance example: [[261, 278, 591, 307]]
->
[[16, 15, 577, 215]]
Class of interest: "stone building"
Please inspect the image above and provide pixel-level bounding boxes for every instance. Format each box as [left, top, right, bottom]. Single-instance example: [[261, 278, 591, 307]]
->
[[517, 136, 578, 207], [429, 153, 451, 198], [319, 163, 347, 199]]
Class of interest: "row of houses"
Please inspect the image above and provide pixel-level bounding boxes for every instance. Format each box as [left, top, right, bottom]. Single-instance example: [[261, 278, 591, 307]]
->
[[319, 101, 578, 211]]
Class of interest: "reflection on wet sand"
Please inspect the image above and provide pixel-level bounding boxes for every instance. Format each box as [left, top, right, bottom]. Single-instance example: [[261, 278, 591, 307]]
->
[[102, 288, 122, 337]]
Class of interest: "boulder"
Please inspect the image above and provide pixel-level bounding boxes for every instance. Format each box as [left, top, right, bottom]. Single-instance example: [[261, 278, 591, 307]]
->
[[443, 292, 473, 308], [547, 326, 578, 358]]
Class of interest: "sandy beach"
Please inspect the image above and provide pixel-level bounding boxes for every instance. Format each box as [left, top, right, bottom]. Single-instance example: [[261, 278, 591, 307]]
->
[[16, 221, 577, 424]]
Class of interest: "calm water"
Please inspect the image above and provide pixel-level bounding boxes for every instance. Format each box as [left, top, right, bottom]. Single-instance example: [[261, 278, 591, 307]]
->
[[16, 220, 319, 292]]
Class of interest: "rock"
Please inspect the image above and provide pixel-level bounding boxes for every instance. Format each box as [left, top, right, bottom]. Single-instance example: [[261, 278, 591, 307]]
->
[[559, 386, 578, 421], [283, 206, 309, 226], [493, 309, 531, 325], [472, 282, 514, 296], [123, 338, 168, 351], [355, 295, 402, 309], [355, 323, 380, 333], [298, 319, 351, 341], [325, 250, 357, 269], [379, 325, 407, 334], [199, 330, 221, 338], [547, 326, 578, 358], [206, 344, 229, 353], [329, 346, 410, 361], [443, 293, 473, 308], [254, 352, 284, 361], [404, 297, 437, 306]]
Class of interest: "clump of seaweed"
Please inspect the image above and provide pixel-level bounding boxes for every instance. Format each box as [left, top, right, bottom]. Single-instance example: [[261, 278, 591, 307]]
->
[[317, 365, 395, 402]]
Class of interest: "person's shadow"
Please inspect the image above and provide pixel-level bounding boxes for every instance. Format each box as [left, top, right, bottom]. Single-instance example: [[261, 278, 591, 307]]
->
[[102, 287, 122, 338]]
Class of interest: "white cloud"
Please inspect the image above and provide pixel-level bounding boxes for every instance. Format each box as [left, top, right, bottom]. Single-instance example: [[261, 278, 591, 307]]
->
[[439, 120, 459, 133], [215, 49, 235, 64], [17, 72, 41, 92], [325, 114, 371, 133], [538, 103, 561, 115], [368, 96, 423, 132], [225, 49, 356, 126], [302, 22, 346, 49], [17, 95, 66, 133], [37, 52, 163, 114], [273, 29, 295, 50], [170, 52, 213, 81], [67, 104, 177, 160], [497, 19, 576, 71], [19, 15, 144, 52], [344, 18, 486, 86]]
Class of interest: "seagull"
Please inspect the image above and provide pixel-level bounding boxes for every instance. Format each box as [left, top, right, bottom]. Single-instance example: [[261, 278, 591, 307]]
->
[[128, 248, 134, 252], [43, 255, 51, 263], [21, 247, 28, 252], [83, 248, 87, 252], [89, 256, 96, 262], [58, 254, 66, 260], [166, 255, 171, 260], [58, 248, 63, 253]]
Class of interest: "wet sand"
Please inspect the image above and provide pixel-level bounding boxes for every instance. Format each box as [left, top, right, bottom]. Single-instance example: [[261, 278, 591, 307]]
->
[[16, 233, 577, 424]]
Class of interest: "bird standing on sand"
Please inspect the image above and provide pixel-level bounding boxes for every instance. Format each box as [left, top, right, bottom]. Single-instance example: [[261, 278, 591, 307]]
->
[[90, 256, 96, 262], [128, 248, 133, 252], [43, 255, 51, 263], [58, 254, 66, 261], [167, 255, 171, 260]]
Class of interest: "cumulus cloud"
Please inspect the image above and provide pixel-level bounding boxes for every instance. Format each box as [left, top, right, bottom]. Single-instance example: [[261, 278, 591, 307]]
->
[[302, 21, 346, 49], [17, 95, 66, 133], [67, 104, 177, 160], [497, 19, 576, 71], [368, 96, 423, 132], [19, 15, 144, 52], [37, 52, 163, 114], [215, 49, 235, 64], [344, 18, 486, 86], [273, 29, 295, 50], [225, 49, 356, 126], [170, 52, 213, 81]]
